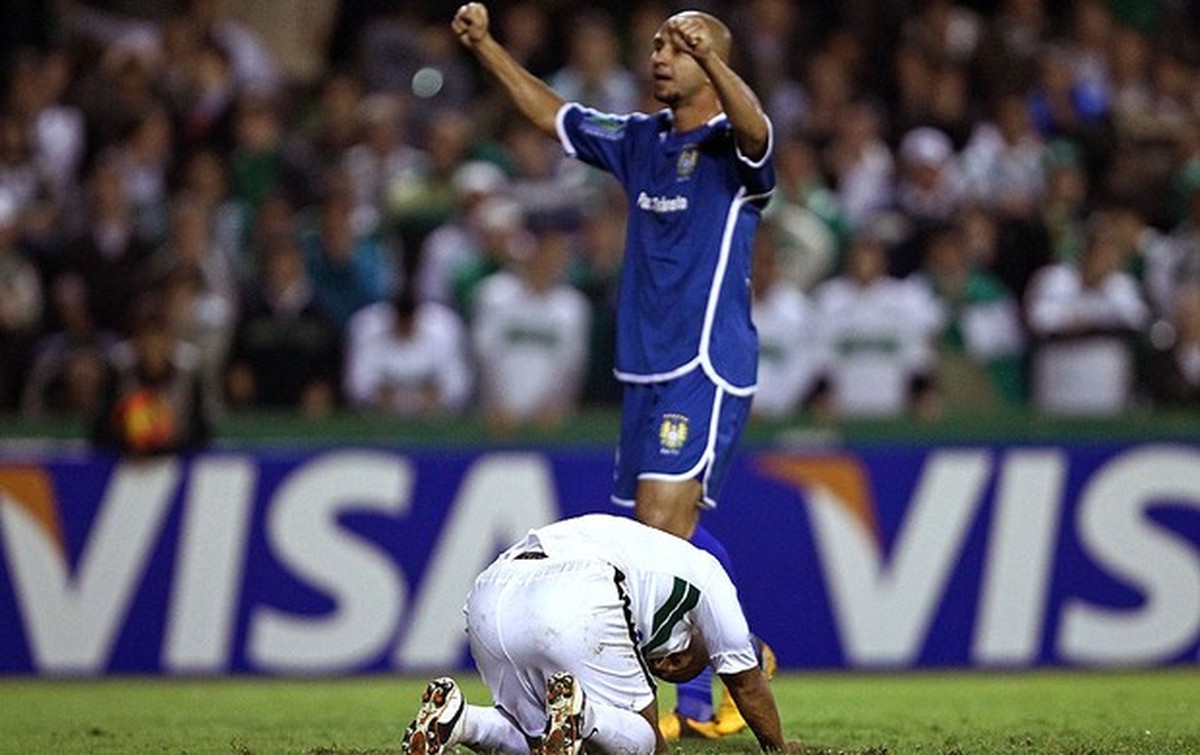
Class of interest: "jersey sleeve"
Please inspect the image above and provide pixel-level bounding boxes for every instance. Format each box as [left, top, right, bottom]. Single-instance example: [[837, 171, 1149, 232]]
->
[[555, 103, 631, 184], [732, 115, 776, 203], [694, 562, 759, 675]]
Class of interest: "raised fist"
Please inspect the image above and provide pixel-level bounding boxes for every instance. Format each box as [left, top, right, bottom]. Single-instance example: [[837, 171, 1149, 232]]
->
[[452, 3, 490, 48]]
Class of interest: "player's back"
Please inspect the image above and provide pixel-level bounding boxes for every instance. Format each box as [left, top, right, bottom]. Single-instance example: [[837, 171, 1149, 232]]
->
[[513, 514, 752, 665]]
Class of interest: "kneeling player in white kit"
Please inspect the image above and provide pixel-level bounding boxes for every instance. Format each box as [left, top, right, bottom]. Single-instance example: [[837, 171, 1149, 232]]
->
[[401, 514, 795, 754]]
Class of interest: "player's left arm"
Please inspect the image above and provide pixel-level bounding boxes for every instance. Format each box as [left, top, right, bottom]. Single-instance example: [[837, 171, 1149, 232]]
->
[[667, 16, 770, 162]]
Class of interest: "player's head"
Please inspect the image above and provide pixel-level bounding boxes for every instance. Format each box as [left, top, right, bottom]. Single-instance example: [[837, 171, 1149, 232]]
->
[[647, 630, 710, 683], [650, 11, 732, 107]]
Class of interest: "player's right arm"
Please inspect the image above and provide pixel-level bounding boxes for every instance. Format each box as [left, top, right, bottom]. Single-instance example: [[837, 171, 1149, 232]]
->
[[720, 668, 805, 751], [452, 3, 564, 138]]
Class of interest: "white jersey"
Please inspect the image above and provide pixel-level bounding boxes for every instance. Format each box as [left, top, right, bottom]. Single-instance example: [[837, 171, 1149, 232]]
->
[[812, 274, 943, 416], [343, 300, 473, 414], [1025, 263, 1149, 414], [752, 282, 821, 419], [472, 270, 590, 419], [503, 514, 758, 674]]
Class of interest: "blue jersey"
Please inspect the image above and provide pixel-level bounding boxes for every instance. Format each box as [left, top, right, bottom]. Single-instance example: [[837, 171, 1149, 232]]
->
[[556, 103, 775, 391]]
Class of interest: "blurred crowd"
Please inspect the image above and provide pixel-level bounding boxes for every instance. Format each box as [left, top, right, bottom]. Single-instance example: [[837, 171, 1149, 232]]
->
[[2, 0, 1200, 453]]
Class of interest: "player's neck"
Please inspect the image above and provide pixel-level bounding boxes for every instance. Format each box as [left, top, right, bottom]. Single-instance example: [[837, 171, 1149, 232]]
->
[[670, 90, 722, 133]]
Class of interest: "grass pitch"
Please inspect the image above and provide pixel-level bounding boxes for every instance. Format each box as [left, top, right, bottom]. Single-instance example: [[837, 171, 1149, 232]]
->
[[0, 669, 1196, 754]]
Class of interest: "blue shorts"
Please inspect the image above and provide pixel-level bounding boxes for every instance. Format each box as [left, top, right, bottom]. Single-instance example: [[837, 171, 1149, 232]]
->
[[612, 369, 752, 510]]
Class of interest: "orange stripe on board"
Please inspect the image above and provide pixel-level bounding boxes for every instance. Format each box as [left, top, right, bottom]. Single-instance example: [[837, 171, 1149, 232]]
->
[[757, 453, 880, 543], [0, 466, 65, 555]]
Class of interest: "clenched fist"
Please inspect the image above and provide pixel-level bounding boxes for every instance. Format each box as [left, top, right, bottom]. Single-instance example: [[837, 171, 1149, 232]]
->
[[452, 2, 490, 48], [665, 14, 714, 61]]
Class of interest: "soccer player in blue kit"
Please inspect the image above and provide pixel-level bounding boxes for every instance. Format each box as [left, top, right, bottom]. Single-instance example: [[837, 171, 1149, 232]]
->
[[453, 3, 775, 739]]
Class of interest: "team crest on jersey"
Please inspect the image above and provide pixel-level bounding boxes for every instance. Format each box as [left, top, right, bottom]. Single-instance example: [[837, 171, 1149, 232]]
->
[[659, 413, 689, 454], [676, 145, 699, 178]]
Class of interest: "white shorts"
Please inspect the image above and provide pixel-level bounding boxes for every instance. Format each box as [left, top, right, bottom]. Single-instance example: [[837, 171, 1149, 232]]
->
[[465, 554, 656, 737]]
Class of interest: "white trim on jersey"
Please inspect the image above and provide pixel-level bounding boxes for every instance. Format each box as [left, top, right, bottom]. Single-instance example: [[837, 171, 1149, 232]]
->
[[555, 102, 581, 158], [698, 186, 772, 397], [733, 114, 775, 170]]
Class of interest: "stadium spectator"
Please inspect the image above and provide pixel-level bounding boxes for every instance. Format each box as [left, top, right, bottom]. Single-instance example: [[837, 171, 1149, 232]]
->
[[301, 181, 395, 330], [959, 91, 1048, 222], [112, 105, 175, 244], [765, 132, 846, 291], [895, 125, 964, 227], [341, 93, 423, 238], [573, 189, 625, 407], [229, 92, 316, 222], [547, 9, 639, 115], [358, 8, 474, 115], [0, 112, 54, 240], [174, 36, 240, 156], [471, 228, 590, 436], [0, 192, 43, 409], [1143, 161, 1200, 317], [57, 153, 157, 334], [292, 70, 363, 205], [975, 0, 1051, 101], [1027, 43, 1110, 148], [902, 0, 983, 68], [810, 231, 943, 419], [90, 293, 212, 456], [21, 275, 116, 419], [225, 232, 340, 415], [177, 149, 248, 282], [1025, 215, 1150, 415], [151, 195, 239, 413], [1062, 0, 1116, 104], [750, 224, 820, 420], [796, 48, 855, 151], [386, 107, 474, 272], [1107, 24, 1154, 125], [493, 1, 556, 80], [65, 0, 282, 96], [501, 116, 593, 232], [1034, 138, 1089, 265], [413, 160, 510, 309], [916, 222, 1026, 410], [356, 6, 426, 95], [1145, 281, 1200, 406], [730, 0, 806, 139], [825, 99, 894, 233], [5, 48, 86, 213], [344, 287, 472, 418]]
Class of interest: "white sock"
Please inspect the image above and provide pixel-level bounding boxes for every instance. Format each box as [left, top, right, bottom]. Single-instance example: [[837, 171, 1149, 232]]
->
[[460, 704, 532, 753], [585, 703, 656, 755]]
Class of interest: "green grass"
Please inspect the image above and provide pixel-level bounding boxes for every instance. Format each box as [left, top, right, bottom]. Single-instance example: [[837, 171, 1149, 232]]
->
[[0, 670, 1196, 754]]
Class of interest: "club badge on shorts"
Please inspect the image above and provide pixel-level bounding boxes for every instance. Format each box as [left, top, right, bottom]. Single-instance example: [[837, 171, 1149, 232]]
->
[[659, 413, 689, 454]]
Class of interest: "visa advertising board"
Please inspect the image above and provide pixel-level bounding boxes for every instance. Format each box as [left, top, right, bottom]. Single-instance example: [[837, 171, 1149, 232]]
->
[[0, 444, 1196, 675]]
